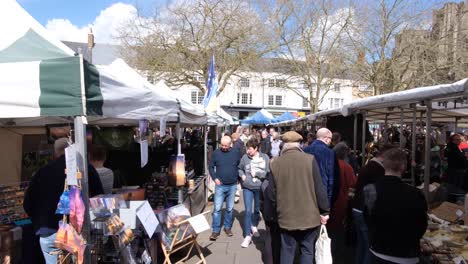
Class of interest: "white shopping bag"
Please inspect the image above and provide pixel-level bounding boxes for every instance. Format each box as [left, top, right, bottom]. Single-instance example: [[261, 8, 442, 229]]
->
[[315, 225, 333, 264]]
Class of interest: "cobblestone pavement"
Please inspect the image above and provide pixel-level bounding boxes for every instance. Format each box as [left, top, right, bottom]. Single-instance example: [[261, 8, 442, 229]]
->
[[186, 197, 266, 264]]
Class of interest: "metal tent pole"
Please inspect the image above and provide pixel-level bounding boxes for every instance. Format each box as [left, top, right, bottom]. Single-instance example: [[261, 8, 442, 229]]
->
[[74, 117, 91, 264], [176, 119, 184, 204], [424, 101, 432, 199], [383, 113, 389, 144], [411, 104, 417, 186], [361, 112, 367, 167], [400, 108, 404, 149], [353, 113, 358, 152]]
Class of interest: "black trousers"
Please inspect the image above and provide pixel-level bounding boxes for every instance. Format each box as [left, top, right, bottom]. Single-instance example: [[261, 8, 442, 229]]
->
[[264, 221, 281, 264]]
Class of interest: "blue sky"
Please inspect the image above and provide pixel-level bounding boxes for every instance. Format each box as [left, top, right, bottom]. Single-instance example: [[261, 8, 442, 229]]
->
[[18, 0, 169, 43], [19, 0, 161, 26], [17, 0, 453, 44]]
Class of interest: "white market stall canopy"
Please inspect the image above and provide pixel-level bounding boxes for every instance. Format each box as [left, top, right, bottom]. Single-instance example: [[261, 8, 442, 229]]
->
[[340, 78, 468, 123], [0, 0, 181, 126], [276, 78, 468, 126]]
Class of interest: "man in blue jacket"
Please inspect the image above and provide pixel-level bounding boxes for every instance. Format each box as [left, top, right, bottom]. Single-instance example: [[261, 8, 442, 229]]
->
[[209, 136, 241, 240], [304, 128, 339, 205]]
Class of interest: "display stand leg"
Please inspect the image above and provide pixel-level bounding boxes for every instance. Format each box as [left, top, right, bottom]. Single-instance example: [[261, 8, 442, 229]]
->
[[178, 188, 184, 204]]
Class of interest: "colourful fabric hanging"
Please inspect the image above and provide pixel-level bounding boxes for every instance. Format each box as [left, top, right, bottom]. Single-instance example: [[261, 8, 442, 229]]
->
[[56, 190, 70, 215], [69, 186, 85, 233]]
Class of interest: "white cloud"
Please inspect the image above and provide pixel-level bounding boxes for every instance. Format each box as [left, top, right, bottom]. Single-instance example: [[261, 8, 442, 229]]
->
[[45, 3, 137, 44]]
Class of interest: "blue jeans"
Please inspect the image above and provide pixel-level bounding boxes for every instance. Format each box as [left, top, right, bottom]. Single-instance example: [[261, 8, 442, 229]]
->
[[242, 188, 260, 237], [353, 210, 371, 264], [212, 184, 237, 233], [39, 233, 58, 264], [280, 227, 319, 264]]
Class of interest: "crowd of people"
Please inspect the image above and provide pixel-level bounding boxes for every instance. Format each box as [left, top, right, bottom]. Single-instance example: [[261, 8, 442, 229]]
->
[[208, 125, 433, 264], [24, 124, 467, 264]]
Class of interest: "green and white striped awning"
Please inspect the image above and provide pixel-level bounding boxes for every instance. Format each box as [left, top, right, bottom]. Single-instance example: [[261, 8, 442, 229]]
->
[[0, 0, 182, 123]]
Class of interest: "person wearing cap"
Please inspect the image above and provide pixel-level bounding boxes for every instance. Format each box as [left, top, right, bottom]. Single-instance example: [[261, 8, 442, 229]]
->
[[24, 138, 104, 264], [269, 131, 330, 264]]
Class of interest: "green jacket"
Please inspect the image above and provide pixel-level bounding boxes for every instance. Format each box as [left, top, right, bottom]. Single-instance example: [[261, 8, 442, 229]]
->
[[270, 146, 329, 230]]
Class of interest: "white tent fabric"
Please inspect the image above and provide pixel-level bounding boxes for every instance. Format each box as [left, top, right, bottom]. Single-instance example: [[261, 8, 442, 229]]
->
[[97, 59, 180, 120], [98, 60, 208, 125], [218, 108, 234, 124], [0, 0, 75, 60], [0, 1, 185, 125], [153, 80, 208, 124]]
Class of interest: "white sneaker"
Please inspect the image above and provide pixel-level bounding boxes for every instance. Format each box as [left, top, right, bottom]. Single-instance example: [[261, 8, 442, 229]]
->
[[251, 226, 259, 237], [241, 235, 252, 248]]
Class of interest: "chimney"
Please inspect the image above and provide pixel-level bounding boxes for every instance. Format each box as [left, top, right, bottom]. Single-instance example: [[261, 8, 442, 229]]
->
[[87, 28, 95, 49]]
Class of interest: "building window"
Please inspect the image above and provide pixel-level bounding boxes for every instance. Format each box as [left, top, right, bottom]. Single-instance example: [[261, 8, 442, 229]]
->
[[241, 93, 248, 104], [237, 93, 252, 105], [268, 79, 286, 87], [334, 83, 340, 92], [268, 79, 275, 87], [268, 95, 274, 105], [334, 98, 340, 108], [275, 95, 283, 106], [240, 78, 250, 87], [191, 90, 203, 104], [276, 79, 286, 87], [329, 98, 333, 109], [302, 97, 309, 108]]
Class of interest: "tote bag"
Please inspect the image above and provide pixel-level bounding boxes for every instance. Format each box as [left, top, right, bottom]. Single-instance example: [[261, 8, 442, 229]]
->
[[315, 225, 332, 264]]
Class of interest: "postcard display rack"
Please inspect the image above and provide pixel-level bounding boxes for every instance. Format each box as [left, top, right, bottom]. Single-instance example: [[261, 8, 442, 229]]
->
[[0, 182, 29, 263], [0, 182, 29, 225]]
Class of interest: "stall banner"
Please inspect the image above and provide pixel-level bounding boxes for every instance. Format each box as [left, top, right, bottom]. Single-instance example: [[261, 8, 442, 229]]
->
[[65, 144, 78, 186], [139, 119, 149, 167]]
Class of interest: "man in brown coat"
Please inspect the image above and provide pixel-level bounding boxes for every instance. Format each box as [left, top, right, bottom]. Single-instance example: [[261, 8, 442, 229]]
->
[[269, 131, 330, 264]]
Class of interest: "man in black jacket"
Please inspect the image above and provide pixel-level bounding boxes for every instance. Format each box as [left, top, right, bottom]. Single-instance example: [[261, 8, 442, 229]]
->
[[24, 138, 104, 264], [351, 144, 393, 264], [364, 148, 427, 264]]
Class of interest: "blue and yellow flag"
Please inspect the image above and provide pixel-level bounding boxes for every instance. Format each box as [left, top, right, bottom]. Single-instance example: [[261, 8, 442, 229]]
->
[[202, 53, 219, 113]]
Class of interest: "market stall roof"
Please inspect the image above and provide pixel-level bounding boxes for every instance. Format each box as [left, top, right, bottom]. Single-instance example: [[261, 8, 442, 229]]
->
[[0, 0, 184, 126], [341, 78, 468, 117], [152, 80, 209, 125], [218, 108, 235, 125], [101, 59, 210, 125], [0, 0, 75, 62], [309, 109, 343, 121], [270, 112, 296, 124], [240, 109, 273, 125]]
